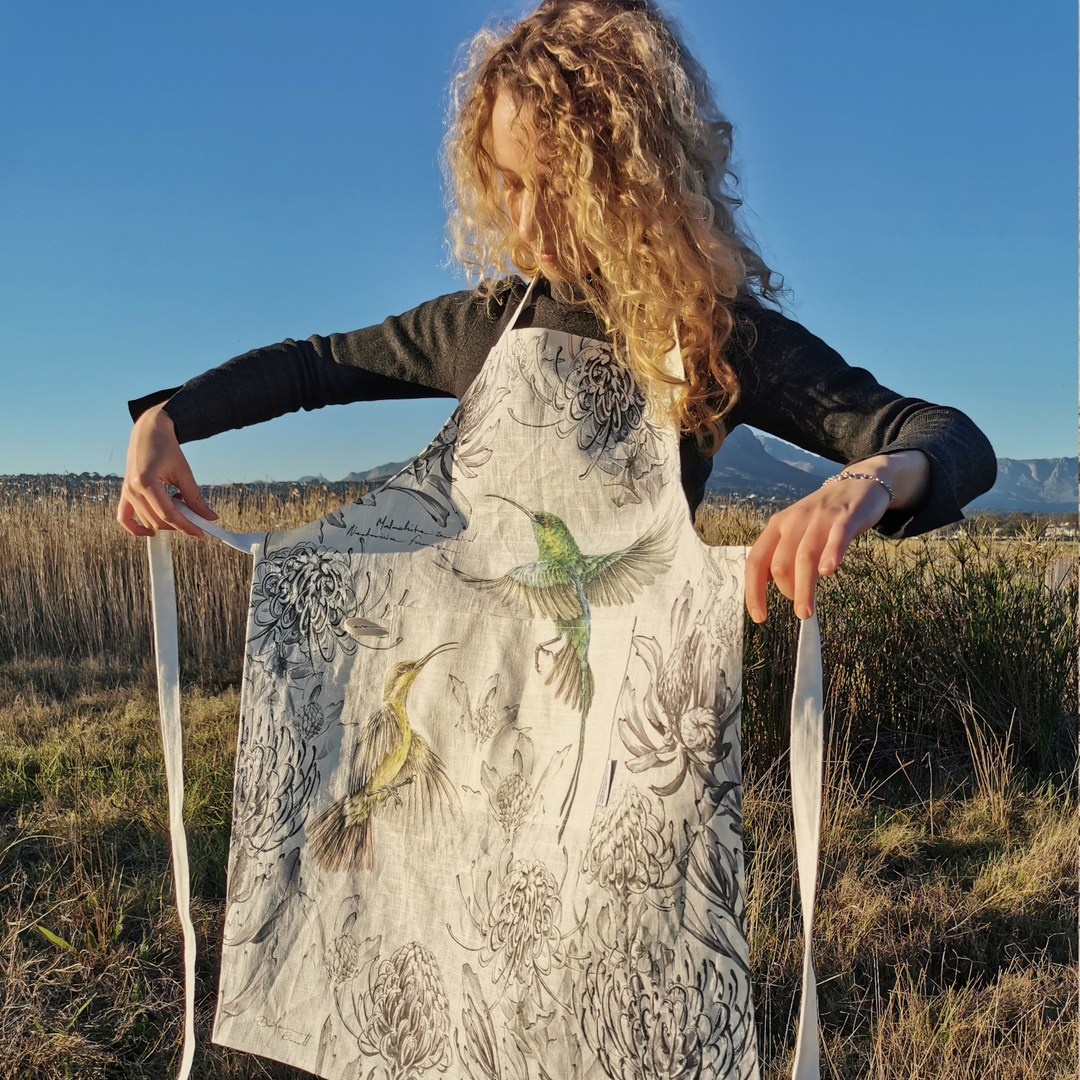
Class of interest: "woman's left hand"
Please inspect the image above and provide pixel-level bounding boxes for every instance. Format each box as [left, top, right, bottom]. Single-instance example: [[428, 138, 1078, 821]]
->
[[744, 450, 930, 622]]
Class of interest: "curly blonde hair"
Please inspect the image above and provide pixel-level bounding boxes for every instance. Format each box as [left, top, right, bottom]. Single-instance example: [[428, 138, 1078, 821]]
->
[[444, 0, 781, 452]]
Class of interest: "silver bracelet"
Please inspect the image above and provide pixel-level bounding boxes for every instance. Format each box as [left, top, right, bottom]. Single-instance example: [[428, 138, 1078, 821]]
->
[[821, 471, 895, 504]]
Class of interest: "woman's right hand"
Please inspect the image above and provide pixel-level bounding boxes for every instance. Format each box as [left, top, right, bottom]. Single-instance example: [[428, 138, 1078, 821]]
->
[[116, 404, 217, 537]]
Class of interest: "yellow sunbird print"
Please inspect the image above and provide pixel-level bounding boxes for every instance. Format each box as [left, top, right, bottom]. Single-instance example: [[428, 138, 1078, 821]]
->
[[308, 641, 459, 872]]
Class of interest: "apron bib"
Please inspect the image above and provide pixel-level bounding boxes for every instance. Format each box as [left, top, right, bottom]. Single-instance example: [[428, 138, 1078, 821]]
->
[[148, 282, 824, 1080]]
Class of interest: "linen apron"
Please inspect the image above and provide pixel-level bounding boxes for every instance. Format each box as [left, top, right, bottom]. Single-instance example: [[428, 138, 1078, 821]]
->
[[148, 281, 824, 1080]]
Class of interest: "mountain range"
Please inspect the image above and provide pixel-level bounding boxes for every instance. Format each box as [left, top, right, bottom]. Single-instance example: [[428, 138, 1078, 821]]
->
[[709, 429, 1078, 513], [320, 430, 1077, 513], [966, 456, 1079, 513]]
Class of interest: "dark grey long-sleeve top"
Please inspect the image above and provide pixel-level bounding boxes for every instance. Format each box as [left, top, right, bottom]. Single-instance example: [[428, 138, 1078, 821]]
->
[[129, 277, 996, 536]]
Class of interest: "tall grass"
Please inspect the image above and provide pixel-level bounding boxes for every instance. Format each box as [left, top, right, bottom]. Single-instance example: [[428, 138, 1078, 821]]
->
[[0, 482, 366, 673]]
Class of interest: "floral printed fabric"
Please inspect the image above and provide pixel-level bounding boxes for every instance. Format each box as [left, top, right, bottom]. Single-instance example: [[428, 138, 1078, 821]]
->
[[178, 300, 769, 1080]]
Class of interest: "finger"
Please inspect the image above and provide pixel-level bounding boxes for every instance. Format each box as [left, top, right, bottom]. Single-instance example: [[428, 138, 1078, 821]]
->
[[793, 522, 833, 619], [766, 518, 807, 604], [173, 457, 217, 521], [138, 478, 204, 537], [117, 495, 155, 537], [745, 523, 782, 623], [818, 515, 863, 577], [128, 489, 172, 533], [126, 482, 183, 534]]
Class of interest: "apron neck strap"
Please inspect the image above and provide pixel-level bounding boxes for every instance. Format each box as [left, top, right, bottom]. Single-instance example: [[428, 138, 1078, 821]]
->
[[665, 320, 687, 380], [502, 275, 538, 336]]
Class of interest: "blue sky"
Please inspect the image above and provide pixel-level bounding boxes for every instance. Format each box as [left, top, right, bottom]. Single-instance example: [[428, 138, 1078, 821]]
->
[[0, 1, 1074, 482]]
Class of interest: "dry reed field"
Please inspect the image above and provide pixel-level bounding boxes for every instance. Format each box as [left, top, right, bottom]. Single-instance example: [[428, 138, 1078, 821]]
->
[[0, 482, 1076, 1078]]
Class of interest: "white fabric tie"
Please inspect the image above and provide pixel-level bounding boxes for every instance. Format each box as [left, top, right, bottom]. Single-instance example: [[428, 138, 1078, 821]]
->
[[790, 613, 824, 1078], [147, 508, 256, 1080], [147, 531, 196, 1080]]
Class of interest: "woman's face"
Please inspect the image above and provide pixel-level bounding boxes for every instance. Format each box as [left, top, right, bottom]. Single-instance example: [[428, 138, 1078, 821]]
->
[[488, 88, 565, 280]]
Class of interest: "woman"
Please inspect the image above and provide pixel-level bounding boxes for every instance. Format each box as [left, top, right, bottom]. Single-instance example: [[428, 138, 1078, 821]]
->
[[119, 2, 995, 1076], [116, 0, 996, 620]]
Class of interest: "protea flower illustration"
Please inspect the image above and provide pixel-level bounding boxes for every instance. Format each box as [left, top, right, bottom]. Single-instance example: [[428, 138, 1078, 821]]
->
[[583, 784, 674, 902], [358, 941, 454, 1079], [453, 854, 574, 1004], [450, 672, 518, 747], [289, 682, 344, 743], [322, 902, 381, 986], [324, 915, 364, 984], [478, 736, 569, 847], [577, 952, 743, 1080]]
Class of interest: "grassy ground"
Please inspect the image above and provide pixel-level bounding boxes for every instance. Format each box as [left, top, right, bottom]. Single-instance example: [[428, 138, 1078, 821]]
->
[[0, 491, 1075, 1078]]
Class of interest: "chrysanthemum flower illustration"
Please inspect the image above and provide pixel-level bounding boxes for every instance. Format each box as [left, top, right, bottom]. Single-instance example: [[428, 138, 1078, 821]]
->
[[577, 952, 746, 1080], [481, 860, 564, 989], [619, 587, 740, 797], [583, 784, 674, 901], [565, 341, 646, 457], [358, 941, 454, 1079], [251, 541, 357, 664], [511, 336, 663, 504]]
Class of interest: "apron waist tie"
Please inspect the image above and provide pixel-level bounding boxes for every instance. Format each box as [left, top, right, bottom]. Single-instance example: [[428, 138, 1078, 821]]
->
[[147, 506, 255, 1080], [147, 531, 196, 1080], [790, 612, 824, 1078]]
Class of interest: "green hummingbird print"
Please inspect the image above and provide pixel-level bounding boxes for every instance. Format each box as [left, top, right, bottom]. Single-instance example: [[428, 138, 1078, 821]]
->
[[448, 496, 675, 838]]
